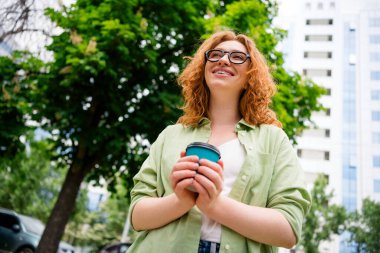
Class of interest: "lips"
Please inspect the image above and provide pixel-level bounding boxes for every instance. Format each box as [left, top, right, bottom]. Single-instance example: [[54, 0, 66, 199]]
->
[[212, 68, 235, 76]]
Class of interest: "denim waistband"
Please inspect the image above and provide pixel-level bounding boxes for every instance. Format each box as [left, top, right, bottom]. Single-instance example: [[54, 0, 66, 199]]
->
[[198, 240, 220, 253]]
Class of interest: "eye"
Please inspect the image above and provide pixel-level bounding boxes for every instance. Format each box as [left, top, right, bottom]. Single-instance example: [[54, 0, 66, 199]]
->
[[231, 52, 245, 60], [209, 50, 223, 59]]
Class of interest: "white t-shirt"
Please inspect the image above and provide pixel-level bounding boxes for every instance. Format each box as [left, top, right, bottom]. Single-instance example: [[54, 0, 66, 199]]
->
[[200, 138, 246, 242]]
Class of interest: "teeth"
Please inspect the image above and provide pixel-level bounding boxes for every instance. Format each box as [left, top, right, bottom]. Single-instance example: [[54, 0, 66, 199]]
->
[[216, 70, 229, 75]]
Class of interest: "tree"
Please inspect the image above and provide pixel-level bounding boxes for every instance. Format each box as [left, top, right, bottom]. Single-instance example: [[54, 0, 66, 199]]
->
[[300, 175, 347, 253], [0, 52, 44, 158], [0, 134, 65, 222], [0, 0, 325, 252], [63, 178, 130, 251], [347, 198, 380, 253]]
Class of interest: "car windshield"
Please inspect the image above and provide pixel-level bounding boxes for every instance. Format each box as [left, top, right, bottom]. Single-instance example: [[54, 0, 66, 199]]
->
[[19, 215, 45, 235]]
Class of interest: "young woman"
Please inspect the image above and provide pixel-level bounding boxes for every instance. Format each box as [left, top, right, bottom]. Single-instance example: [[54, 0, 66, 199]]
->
[[127, 31, 311, 253]]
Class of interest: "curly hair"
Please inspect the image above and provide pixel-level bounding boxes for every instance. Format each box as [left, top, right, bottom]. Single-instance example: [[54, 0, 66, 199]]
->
[[177, 30, 282, 128]]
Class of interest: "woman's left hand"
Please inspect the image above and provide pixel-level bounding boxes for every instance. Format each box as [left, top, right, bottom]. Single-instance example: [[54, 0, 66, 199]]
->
[[193, 159, 224, 214]]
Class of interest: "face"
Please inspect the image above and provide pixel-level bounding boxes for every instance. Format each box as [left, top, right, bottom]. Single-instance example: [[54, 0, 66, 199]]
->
[[204, 40, 250, 98]]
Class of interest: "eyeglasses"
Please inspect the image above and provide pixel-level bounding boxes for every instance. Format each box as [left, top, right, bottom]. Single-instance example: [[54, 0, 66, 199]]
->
[[205, 49, 250, 64]]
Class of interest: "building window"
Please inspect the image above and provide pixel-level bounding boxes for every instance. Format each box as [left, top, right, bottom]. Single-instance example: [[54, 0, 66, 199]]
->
[[305, 2, 311, 9], [305, 34, 333, 42], [330, 2, 335, 9], [349, 54, 356, 65], [369, 18, 380, 27], [326, 88, 332, 96], [314, 108, 331, 117], [297, 149, 330, 160], [349, 23, 356, 31], [303, 69, 332, 77], [306, 19, 333, 25], [370, 52, 380, 62], [372, 90, 380, 100], [374, 156, 380, 167], [370, 35, 380, 44], [373, 111, 380, 121], [304, 51, 332, 59], [373, 132, 380, 144], [301, 128, 331, 138], [374, 180, 380, 193], [317, 2, 323, 9], [371, 71, 380, 80]]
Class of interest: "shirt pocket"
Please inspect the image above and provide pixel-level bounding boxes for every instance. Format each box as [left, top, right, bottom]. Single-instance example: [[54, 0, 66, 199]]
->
[[243, 152, 275, 207]]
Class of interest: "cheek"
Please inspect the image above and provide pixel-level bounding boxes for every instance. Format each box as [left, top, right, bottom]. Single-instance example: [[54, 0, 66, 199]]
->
[[204, 64, 212, 83]]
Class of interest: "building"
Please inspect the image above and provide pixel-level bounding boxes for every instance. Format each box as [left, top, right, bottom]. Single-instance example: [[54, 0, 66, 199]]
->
[[276, 0, 380, 252], [0, 34, 18, 56]]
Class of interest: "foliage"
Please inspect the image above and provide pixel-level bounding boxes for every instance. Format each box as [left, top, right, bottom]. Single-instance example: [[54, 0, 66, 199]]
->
[[63, 179, 129, 252], [0, 0, 326, 251], [300, 175, 347, 253], [0, 135, 64, 222], [347, 198, 380, 253], [0, 52, 44, 158]]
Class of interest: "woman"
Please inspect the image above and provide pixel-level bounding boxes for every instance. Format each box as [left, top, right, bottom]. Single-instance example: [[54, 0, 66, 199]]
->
[[127, 31, 311, 253]]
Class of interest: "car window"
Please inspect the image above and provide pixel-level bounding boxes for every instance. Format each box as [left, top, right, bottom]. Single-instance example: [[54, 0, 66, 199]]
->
[[19, 215, 45, 235], [0, 213, 19, 230], [119, 245, 130, 253], [105, 246, 118, 253]]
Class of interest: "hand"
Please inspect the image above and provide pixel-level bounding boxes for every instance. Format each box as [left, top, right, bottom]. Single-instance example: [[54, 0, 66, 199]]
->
[[193, 159, 224, 214], [170, 151, 199, 208]]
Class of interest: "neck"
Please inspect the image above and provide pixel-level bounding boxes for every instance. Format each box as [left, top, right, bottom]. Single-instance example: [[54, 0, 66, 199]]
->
[[208, 95, 240, 126]]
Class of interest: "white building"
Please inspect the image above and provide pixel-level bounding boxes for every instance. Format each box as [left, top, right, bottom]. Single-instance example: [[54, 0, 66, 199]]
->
[[276, 0, 380, 252], [0, 34, 18, 56]]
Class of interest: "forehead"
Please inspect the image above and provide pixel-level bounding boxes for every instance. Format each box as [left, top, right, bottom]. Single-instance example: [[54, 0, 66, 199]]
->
[[213, 40, 247, 53]]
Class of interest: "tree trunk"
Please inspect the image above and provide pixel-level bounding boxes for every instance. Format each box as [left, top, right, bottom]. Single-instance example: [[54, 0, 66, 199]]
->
[[36, 161, 88, 253]]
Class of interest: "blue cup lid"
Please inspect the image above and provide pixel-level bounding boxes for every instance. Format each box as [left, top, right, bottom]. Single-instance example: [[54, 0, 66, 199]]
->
[[186, 142, 221, 158]]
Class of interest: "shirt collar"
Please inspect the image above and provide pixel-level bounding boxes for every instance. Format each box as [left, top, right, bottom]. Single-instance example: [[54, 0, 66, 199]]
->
[[237, 118, 256, 130], [196, 117, 255, 131]]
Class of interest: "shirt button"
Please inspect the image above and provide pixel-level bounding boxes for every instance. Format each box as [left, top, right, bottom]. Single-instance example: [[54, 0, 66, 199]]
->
[[225, 244, 230, 250], [242, 175, 247, 181]]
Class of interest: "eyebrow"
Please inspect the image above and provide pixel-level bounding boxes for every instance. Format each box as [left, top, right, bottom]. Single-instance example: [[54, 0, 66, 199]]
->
[[213, 47, 248, 53]]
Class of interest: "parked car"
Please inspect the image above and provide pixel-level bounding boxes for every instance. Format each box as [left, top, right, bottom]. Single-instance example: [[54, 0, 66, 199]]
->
[[0, 208, 75, 253], [100, 242, 131, 253]]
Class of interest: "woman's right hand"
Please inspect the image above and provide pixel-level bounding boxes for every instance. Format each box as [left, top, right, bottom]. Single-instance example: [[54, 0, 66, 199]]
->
[[170, 151, 199, 207]]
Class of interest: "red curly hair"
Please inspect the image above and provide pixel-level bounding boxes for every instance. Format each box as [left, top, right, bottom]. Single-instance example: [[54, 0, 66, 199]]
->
[[177, 30, 282, 128]]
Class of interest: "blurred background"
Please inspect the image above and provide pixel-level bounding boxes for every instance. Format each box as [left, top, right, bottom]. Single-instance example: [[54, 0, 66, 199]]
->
[[0, 0, 379, 253]]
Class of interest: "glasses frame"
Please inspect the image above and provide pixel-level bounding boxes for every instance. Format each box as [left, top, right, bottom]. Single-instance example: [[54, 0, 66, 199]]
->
[[205, 49, 251, 64]]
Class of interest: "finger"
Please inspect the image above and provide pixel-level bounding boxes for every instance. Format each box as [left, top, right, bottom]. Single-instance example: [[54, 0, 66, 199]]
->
[[172, 161, 199, 172], [199, 159, 223, 178], [180, 151, 186, 158], [192, 179, 208, 197], [175, 177, 195, 191], [196, 167, 223, 192], [178, 155, 200, 163], [194, 173, 218, 198], [171, 170, 197, 185], [217, 160, 224, 170]]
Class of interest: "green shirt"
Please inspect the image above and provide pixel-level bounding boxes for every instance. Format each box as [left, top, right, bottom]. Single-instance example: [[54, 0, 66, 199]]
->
[[127, 119, 311, 253]]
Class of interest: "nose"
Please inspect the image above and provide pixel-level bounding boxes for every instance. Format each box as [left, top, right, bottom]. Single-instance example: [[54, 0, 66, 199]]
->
[[218, 53, 230, 65]]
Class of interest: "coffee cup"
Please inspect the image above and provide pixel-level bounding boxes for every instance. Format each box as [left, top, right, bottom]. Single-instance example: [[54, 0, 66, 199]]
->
[[185, 142, 221, 192]]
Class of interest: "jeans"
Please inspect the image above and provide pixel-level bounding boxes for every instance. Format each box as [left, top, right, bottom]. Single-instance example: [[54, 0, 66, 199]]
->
[[198, 240, 220, 253]]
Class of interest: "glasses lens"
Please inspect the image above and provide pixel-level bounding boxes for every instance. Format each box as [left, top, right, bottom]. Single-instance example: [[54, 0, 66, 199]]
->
[[230, 52, 246, 64], [207, 50, 223, 61]]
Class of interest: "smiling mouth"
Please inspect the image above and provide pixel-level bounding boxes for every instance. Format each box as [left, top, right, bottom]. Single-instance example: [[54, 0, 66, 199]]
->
[[212, 69, 234, 76]]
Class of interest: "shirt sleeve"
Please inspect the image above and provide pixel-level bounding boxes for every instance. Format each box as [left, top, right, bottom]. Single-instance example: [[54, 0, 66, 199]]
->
[[128, 128, 167, 231], [266, 130, 311, 243]]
